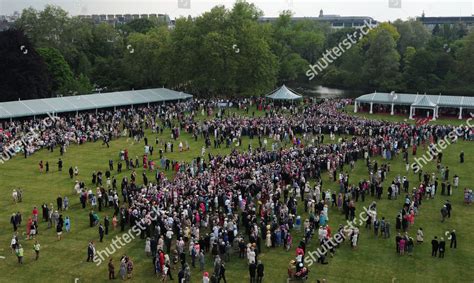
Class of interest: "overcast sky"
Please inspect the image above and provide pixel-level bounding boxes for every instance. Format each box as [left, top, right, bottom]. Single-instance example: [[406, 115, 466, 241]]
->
[[1, 0, 473, 21]]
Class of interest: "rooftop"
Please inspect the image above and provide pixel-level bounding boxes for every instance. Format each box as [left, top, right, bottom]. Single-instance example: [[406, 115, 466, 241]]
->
[[355, 92, 474, 108], [0, 88, 192, 119]]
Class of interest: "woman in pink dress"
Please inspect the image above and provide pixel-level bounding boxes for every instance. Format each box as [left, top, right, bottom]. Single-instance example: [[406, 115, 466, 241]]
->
[[399, 238, 406, 255]]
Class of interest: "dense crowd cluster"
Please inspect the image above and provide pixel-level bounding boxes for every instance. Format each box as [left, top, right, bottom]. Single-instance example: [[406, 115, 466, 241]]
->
[[3, 98, 472, 282]]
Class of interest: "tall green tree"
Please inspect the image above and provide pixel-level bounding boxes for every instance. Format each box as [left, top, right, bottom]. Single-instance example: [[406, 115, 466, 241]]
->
[[363, 29, 402, 91], [0, 29, 52, 101], [37, 47, 75, 94]]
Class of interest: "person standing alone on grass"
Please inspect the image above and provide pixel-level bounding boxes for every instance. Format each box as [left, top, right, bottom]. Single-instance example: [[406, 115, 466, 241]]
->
[[104, 216, 109, 235], [99, 223, 105, 242], [87, 241, 95, 262], [445, 200, 452, 218], [34, 240, 40, 260], [416, 228, 424, 244], [440, 206, 448, 222], [57, 158, 63, 171], [450, 230, 457, 248], [16, 244, 24, 264]]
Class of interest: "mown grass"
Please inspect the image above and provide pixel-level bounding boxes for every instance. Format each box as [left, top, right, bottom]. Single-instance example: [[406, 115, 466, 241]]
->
[[0, 105, 473, 283]]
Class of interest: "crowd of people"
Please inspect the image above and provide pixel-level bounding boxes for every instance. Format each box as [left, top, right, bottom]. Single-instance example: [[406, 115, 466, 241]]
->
[[2, 97, 472, 281]]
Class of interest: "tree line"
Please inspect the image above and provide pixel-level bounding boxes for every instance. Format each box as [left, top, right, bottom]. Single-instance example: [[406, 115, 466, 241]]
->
[[1, 1, 473, 102]]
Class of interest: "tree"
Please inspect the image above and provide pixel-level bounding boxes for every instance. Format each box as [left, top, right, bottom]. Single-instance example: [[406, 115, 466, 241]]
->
[[403, 49, 439, 91], [456, 32, 474, 84], [15, 5, 69, 49], [124, 18, 157, 34], [0, 29, 52, 102], [363, 29, 402, 91], [394, 19, 430, 54], [124, 27, 171, 89], [37, 47, 75, 94]]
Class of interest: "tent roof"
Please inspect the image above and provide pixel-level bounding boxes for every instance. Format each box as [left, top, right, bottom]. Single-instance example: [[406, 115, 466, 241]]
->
[[412, 94, 436, 108], [266, 85, 302, 100], [355, 92, 474, 108], [0, 88, 192, 119]]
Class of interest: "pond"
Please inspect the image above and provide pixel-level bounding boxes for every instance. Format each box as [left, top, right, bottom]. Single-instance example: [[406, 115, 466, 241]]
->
[[292, 85, 363, 99]]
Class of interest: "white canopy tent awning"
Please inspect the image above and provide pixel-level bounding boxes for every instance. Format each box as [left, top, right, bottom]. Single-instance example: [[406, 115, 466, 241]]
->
[[266, 85, 303, 100]]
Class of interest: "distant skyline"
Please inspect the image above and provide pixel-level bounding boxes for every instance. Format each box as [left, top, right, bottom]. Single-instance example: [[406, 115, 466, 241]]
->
[[0, 0, 473, 21]]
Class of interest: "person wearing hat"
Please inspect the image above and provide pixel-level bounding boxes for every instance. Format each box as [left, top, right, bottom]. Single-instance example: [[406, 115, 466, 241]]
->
[[439, 237, 446, 258], [202, 272, 209, 283]]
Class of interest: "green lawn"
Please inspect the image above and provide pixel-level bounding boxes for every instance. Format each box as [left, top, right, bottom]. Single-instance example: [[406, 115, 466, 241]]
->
[[0, 106, 473, 283]]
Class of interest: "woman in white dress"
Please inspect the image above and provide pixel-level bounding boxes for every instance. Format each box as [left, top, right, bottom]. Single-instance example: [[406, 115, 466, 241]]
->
[[145, 237, 151, 256]]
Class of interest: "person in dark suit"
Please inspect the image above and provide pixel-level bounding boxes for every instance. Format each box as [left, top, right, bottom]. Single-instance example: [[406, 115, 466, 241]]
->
[[10, 213, 17, 231], [257, 261, 264, 283], [57, 158, 63, 171], [439, 238, 446, 258], [87, 241, 95, 262], [218, 262, 227, 283], [445, 200, 452, 218], [104, 216, 110, 235], [99, 223, 105, 242], [249, 262, 257, 283], [431, 236, 439, 257], [460, 151, 464, 163], [450, 230, 457, 248], [57, 195, 63, 211]]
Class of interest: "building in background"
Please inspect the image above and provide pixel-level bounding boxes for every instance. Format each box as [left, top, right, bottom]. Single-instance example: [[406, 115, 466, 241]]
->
[[259, 9, 378, 29], [77, 13, 171, 26], [417, 11, 474, 31], [0, 11, 20, 31]]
